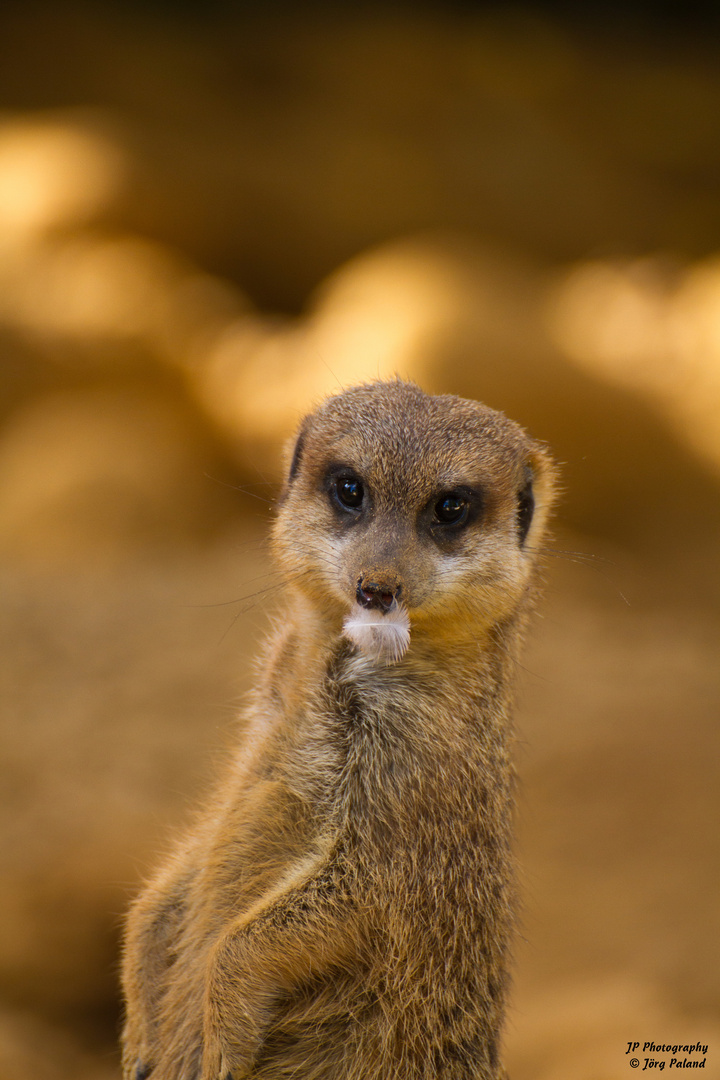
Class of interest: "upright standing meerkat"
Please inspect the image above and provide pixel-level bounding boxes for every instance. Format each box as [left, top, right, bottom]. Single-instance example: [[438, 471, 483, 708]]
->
[[121, 379, 557, 1080]]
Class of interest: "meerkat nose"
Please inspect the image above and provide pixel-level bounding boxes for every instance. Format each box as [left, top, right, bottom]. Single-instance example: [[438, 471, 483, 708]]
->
[[356, 580, 399, 612]]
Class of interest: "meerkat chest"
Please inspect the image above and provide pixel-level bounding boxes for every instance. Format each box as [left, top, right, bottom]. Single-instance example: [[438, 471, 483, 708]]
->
[[325, 667, 495, 847]]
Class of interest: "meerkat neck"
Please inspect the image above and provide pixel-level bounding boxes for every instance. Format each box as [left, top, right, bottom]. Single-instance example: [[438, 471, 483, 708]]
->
[[267, 587, 523, 741]]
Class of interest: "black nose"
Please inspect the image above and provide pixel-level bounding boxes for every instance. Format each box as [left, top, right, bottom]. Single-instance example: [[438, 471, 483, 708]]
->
[[356, 580, 399, 612]]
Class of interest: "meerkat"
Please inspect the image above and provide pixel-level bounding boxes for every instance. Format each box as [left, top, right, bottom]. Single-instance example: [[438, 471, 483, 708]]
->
[[121, 379, 557, 1080]]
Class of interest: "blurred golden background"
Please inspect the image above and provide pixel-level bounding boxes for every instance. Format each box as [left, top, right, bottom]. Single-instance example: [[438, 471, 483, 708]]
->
[[0, 3, 719, 1078]]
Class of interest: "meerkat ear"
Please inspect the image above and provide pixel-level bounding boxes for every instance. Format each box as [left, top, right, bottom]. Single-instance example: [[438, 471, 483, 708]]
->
[[282, 416, 312, 496], [516, 468, 535, 546], [518, 445, 557, 546], [288, 428, 306, 483]]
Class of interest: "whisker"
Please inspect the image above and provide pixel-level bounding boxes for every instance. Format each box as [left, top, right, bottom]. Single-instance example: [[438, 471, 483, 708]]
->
[[528, 544, 631, 607], [192, 579, 285, 610], [215, 577, 303, 643], [535, 546, 614, 566], [203, 472, 279, 506]]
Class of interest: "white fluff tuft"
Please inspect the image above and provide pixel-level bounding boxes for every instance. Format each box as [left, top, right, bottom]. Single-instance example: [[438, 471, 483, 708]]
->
[[342, 602, 411, 665]]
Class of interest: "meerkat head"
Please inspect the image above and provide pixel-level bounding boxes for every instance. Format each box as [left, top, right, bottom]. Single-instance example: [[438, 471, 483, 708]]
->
[[272, 380, 556, 666]]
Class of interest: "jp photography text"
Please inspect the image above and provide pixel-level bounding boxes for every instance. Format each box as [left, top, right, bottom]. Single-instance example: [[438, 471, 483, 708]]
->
[[626, 1042, 709, 1071]]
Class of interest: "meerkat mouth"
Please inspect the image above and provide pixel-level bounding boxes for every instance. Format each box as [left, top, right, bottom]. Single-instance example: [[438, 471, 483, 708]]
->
[[342, 601, 411, 665]]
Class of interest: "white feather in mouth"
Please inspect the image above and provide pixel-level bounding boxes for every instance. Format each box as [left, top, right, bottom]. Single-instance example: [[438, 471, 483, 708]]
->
[[342, 602, 411, 665]]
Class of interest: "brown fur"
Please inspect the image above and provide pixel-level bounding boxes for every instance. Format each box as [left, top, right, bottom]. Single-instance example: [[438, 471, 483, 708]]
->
[[121, 379, 557, 1080]]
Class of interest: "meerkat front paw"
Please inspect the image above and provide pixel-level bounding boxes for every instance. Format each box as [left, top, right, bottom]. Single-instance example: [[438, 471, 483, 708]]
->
[[200, 1024, 258, 1080], [200, 1047, 251, 1080], [121, 1031, 156, 1080]]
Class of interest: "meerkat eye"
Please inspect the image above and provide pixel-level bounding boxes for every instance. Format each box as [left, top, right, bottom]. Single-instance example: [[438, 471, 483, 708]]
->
[[433, 492, 469, 526], [334, 475, 364, 510]]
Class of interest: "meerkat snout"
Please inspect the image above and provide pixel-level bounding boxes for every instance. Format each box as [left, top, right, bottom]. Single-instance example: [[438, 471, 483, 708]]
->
[[356, 578, 400, 611], [346, 570, 409, 665]]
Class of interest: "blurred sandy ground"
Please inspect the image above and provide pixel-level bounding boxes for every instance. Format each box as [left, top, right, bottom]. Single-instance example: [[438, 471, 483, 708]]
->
[[0, 4, 719, 1079]]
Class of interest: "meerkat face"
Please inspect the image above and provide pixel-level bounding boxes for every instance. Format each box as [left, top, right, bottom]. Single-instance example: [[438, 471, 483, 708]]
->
[[272, 381, 556, 665]]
